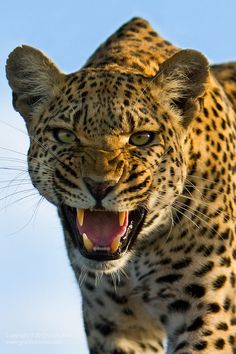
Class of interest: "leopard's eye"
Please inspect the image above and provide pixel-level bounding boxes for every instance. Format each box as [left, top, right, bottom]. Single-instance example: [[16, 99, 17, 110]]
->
[[53, 128, 77, 144], [129, 131, 154, 147]]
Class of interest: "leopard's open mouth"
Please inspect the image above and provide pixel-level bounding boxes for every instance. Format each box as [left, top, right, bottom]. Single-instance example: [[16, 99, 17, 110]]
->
[[61, 206, 146, 261]]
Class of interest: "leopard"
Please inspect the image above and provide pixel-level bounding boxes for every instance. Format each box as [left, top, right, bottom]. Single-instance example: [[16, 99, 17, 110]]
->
[[5, 17, 236, 353]]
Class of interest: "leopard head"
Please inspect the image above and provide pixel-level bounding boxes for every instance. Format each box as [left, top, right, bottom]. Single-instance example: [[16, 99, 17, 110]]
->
[[6, 46, 209, 272]]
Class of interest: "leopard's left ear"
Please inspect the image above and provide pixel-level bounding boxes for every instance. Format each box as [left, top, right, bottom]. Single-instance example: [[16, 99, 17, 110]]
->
[[154, 49, 209, 126], [6, 45, 64, 120]]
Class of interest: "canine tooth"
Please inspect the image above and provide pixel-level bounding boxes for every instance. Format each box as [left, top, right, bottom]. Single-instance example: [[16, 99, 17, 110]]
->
[[119, 211, 126, 226], [82, 233, 93, 252], [111, 236, 121, 254], [77, 209, 84, 226]]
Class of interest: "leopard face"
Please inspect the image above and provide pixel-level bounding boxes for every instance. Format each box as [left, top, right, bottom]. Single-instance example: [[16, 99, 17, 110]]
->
[[6, 45, 208, 273]]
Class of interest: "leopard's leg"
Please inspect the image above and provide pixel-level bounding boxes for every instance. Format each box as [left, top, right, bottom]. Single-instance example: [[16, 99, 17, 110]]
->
[[165, 303, 236, 354], [80, 271, 165, 354], [148, 276, 236, 354]]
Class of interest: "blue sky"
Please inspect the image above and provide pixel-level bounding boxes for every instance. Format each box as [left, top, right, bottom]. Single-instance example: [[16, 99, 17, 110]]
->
[[1, 1, 236, 354]]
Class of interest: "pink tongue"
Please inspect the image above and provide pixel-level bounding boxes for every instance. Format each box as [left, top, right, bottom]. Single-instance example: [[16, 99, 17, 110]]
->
[[77, 210, 129, 247]]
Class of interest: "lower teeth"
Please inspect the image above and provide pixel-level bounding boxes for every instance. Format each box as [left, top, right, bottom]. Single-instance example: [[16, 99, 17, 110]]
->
[[81, 235, 122, 254], [93, 246, 110, 252]]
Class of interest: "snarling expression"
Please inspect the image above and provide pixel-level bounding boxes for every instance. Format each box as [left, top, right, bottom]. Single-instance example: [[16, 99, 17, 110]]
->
[[6, 47, 208, 272]]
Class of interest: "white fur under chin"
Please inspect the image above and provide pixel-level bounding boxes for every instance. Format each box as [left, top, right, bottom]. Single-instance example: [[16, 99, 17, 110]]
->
[[70, 248, 132, 274]]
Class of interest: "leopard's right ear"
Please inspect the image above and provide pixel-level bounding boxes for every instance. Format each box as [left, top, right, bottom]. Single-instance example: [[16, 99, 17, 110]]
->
[[6, 45, 64, 120]]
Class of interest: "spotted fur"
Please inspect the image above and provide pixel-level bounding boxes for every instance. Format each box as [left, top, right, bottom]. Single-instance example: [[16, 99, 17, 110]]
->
[[6, 18, 236, 353]]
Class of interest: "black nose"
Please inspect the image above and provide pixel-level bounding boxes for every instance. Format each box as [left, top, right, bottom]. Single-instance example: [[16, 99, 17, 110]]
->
[[83, 177, 116, 201]]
